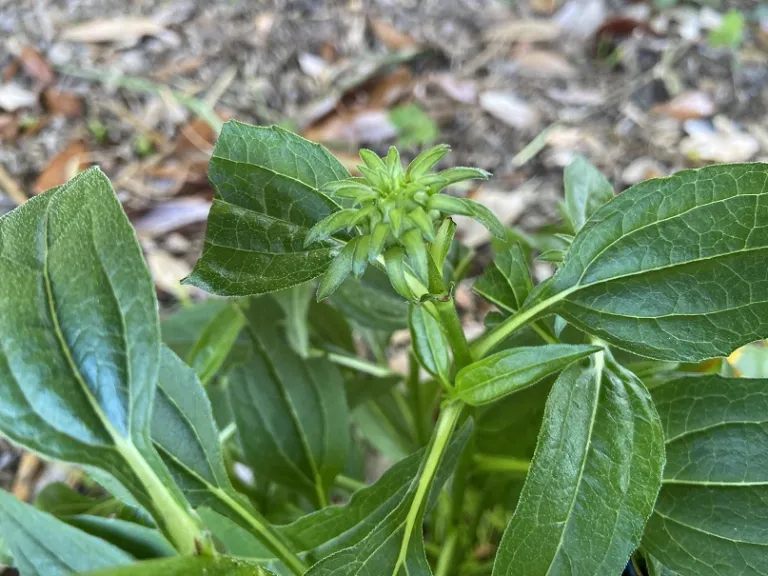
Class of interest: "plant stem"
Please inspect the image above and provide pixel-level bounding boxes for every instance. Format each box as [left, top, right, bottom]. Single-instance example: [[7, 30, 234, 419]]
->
[[396, 401, 464, 569], [335, 474, 368, 493], [473, 454, 531, 476], [408, 352, 430, 445], [312, 348, 395, 378], [435, 529, 459, 576], [434, 298, 473, 371], [470, 289, 574, 359]]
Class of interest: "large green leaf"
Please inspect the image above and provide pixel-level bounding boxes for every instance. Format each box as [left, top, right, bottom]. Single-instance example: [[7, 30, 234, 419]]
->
[[304, 416, 472, 575], [643, 375, 768, 576], [562, 155, 614, 233], [0, 489, 133, 576], [184, 122, 349, 296], [493, 354, 664, 576], [0, 168, 200, 553], [150, 345, 305, 574], [480, 164, 768, 361], [182, 302, 246, 385], [454, 344, 601, 406], [84, 556, 275, 576], [230, 305, 349, 505]]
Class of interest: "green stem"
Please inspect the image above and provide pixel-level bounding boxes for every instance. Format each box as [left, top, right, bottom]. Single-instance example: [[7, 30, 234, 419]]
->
[[470, 289, 572, 359], [434, 298, 472, 372], [473, 454, 530, 476], [396, 401, 464, 569], [435, 529, 459, 576], [214, 488, 308, 575], [335, 474, 368, 493], [312, 348, 395, 378], [531, 321, 558, 345], [408, 352, 430, 445], [117, 440, 211, 556]]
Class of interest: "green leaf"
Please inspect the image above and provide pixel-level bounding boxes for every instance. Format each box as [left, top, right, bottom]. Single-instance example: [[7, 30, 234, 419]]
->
[[406, 144, 450, 180], [230, 305, 349, 505], [273, 283, 315, 357], [0, 167, 202, 553], [352, 392, 416, 462], [35, 483, 152, 526], [427, 195, 505, 240], [0, 489, 133, 576], [150, 345, 304, 574], [308, 299, 355, 352], [409, 304, 452, 388], [455, 344, 601, 406], [390, 104, 439, 148], [183, 302, 246, 385], [493, 354, 664, 576], [304, 417, 472, 574], [709, 9, 745, 48], [473, 242, 532, 313], [526, 164, 768, 362], [333, 266, 410, 330], [344, 373, 402, 409], [643, 374, 768, 576], [563, 155, 614, 233], [161, 300, 252, 374], [63, 516, 175, 560], [184, 122, 349, 296], [317, 236, 358, 301], [83, 556, 275, 576]]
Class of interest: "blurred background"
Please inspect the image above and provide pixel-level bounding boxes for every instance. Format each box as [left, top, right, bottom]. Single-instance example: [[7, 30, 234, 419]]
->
[[0, 0, 766, 546]]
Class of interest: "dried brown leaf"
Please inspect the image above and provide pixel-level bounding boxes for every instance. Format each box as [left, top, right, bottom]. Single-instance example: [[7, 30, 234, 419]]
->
[[34, 141, 90, 194]]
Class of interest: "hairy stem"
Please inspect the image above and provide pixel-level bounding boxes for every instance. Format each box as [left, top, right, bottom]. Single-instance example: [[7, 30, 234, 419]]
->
[[434, 298, 473, 372], [435, 529, 459, 576]]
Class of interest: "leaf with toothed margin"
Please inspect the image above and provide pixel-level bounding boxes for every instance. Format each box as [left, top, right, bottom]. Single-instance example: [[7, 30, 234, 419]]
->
[[520, 163, 768, 362], [642, 374, 768, 576], [183, 121, 349, 296]]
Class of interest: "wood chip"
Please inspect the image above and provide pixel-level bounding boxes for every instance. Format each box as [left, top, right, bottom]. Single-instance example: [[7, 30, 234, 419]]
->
[[34, 141, 90, 194], [0, 162, 27, 204], [0, 114, 19, 141], [19, 46, 54, 85], [485, 19, 562, 43], [370, 19, 419, 51], [0, 83, 37, 112], [513, 49, 576, 78], [653, 90, 716, 120], [60, 18, 171, 45], [43, 88, 84, 117], [304, 109, 397, 144], [479, 91, 540, 131]]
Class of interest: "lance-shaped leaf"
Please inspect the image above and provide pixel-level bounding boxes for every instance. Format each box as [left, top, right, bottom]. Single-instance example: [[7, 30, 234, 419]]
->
[[161, 300, 252, 375], [427, 194, 505, 239], [150, 345, 305, 575], [0, 489, 133, 576], [643, 375, 768, 576], [304, 417, 472, 574], [563, 155, 614, 233], [409, 304, 451, 388], [84, 556, 276, 576], [474, 242, 533, 313], [455, 345, 601, 406], [229, 305, 349, 506], [0, 168, 202, 554], [493, 354, 664, 576], [184, 122, 349, 296], [273, 283, 315, 358], [509, 163, 768, 362], [62, 516, 175, 560]]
